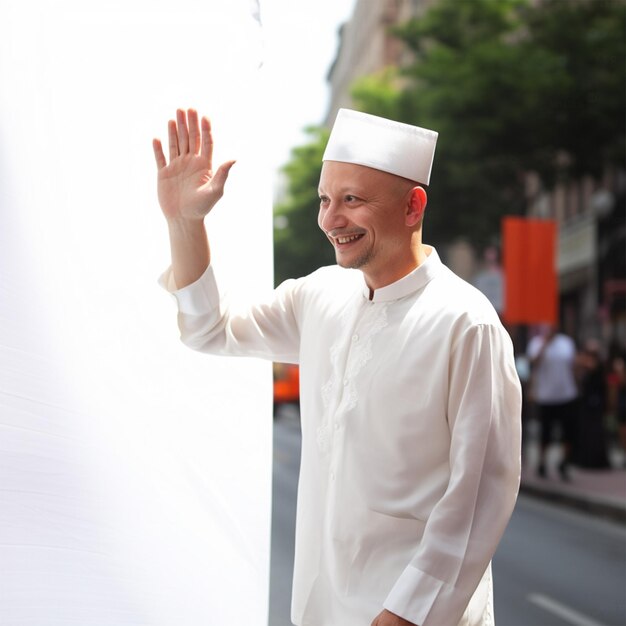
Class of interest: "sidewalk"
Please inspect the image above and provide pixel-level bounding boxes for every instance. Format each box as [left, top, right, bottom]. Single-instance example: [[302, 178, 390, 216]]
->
[[521, 427, 626, 523]]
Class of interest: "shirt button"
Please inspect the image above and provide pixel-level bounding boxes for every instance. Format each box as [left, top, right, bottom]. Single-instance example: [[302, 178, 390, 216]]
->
[[352, 334, 359, 342], [343, 378, 349, 386], [334, 422, 340, 430], [330, 471, 336, 481]]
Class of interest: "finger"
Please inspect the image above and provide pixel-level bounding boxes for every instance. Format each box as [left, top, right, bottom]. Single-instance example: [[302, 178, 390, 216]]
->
[[187, 108, 201, 155], [168, 119, 179, 162], [200, 116, 213, 166], [152, 138, 167, 170], [211, 160, 236, 193], [176, 108, 189, 155]]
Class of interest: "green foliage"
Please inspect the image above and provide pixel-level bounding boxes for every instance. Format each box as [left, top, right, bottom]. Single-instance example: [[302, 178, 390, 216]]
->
[[273, 0, 626, 278], [354, 0, 625, 249], [273, 126, 335, 285], [350, 67, 402, 120], [522, 0, 626, 178]]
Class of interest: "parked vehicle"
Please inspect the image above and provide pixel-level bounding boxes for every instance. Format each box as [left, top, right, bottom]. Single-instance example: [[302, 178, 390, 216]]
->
[[273, 363, 300, 416]]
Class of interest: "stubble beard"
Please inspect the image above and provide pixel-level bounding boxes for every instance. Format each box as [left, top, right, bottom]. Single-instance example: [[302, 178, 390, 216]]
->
[[335, 244, 374, 271]]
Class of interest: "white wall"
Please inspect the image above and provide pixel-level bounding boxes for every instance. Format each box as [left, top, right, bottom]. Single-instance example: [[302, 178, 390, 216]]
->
[[0, 1, 273, 623]]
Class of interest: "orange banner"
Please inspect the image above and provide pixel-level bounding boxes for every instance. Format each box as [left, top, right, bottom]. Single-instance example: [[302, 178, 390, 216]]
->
[[502, 217, 558, 325]]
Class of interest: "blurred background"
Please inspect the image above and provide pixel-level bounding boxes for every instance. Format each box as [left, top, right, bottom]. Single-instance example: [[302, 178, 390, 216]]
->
[[270, 0, 625, 625]]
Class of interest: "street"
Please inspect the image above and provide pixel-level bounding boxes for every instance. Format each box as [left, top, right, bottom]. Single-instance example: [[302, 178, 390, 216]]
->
[[269, 413, 626, 626], [270, 407, 302, 625], [493, 495, 626, 625]]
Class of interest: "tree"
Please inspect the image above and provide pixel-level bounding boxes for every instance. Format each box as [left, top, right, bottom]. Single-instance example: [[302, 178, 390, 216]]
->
[[273, 126, 335, 285], [523, 0, 626, 179], [273, 0, 626, 279], [352, 0, 560, 249], [352, 0, 625, 249]]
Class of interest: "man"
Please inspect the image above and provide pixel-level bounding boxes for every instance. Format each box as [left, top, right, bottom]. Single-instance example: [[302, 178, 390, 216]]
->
[[527, 324, 578, 480], [153, 108, 521, 626]]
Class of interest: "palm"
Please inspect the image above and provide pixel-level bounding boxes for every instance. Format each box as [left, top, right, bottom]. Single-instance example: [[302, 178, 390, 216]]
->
[[153, 109, 234, 223], [157, 154, 216, 221]]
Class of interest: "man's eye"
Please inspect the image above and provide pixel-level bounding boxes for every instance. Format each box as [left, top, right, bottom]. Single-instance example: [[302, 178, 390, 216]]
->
[[319, 196, 329, 205], [345, 195, 356, 202]]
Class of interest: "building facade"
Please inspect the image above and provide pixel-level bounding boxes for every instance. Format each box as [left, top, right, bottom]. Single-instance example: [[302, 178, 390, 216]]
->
[[325, 0, 434, 125], [525, 169, 626, 352]]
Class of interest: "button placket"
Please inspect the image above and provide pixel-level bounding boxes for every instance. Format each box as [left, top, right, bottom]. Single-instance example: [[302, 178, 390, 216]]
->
[[318, 296, 384, 458]]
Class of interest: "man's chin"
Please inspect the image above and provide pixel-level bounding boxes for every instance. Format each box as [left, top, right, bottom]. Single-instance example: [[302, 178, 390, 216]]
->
[[335, 251, 370, 271], [335, 255, 353, 269]]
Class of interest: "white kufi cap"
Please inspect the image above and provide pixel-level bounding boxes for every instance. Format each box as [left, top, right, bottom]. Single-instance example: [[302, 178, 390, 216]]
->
[[323, 109, 438, 185]]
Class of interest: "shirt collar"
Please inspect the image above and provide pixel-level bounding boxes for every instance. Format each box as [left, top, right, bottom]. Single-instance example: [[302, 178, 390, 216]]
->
[[361, 246, 442, 303]]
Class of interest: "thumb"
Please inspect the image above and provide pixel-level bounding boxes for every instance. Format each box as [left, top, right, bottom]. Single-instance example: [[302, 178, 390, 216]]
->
[[212, 160, 236, 192]]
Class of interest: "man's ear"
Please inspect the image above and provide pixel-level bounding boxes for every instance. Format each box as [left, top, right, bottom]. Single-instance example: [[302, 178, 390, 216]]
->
[[406, 186, 427, 227]]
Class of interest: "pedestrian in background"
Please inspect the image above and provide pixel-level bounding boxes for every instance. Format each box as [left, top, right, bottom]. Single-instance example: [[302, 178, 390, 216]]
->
[[607, 349, 626, 467], [574, 339, 610, 469], [527, 324, 578, 480]]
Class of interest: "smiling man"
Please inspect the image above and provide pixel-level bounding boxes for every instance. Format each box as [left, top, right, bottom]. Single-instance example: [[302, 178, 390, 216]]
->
[[154, 108, 522, 626]]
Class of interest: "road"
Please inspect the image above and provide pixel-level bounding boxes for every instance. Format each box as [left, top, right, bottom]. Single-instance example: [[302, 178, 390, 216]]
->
[[493, 496, 626, 625], [269, 414, 626, 626], [270, 408, 302, 626]]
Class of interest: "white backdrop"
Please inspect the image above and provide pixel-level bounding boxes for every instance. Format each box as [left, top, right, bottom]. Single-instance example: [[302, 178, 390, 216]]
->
[[0, 1, 273, 623]]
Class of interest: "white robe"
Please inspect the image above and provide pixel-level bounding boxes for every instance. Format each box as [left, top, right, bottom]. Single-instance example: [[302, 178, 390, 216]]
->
[[161, 247, 522, 626]]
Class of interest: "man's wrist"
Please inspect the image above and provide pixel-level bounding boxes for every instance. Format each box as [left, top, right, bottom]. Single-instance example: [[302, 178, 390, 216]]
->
[[166, 215, 205, 234]]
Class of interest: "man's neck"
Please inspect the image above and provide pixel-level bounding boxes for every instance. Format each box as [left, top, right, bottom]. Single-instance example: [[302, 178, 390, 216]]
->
[[364, 243, 430, 294]]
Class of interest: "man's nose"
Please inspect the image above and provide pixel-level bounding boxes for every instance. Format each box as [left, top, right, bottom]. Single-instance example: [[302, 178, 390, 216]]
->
[[319, 202, 348, 233]]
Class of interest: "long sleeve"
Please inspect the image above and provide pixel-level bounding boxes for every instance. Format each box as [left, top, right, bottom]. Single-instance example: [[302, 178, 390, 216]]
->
[[160, 264, 302, 364], [384, 323, 522, 626]]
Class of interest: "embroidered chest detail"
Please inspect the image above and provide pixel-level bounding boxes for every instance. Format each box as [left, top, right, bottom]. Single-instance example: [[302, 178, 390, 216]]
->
[[317, 302, 389, 455]]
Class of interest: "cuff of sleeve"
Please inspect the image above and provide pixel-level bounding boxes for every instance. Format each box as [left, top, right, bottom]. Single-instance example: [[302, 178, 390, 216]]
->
[[383, 565, 447, 626], [157, 264, 221, 315]]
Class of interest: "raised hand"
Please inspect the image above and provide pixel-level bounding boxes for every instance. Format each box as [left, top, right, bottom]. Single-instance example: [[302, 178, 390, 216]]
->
[[153, 108, 235, 223], [153, 109, 235, 288]]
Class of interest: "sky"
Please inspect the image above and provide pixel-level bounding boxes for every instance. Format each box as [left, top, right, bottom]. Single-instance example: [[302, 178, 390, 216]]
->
[[261, 0, 358, 173]]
